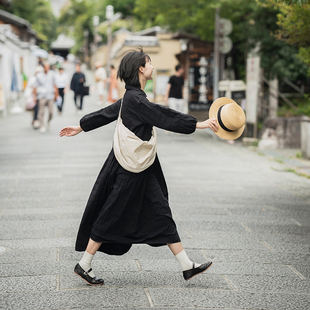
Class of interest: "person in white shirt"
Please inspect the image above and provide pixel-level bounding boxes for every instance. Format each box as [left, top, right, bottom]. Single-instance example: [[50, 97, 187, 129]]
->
[[55, 67, 69, 114], [94, 61, 107, 105], [34, 62, 58, 133]]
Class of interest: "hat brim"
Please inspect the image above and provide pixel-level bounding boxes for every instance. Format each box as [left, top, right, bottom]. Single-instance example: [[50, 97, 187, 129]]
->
[[209, 97, 245, 140]]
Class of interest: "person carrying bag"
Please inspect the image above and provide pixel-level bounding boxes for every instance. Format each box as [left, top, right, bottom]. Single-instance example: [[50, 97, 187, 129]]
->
[[59, 48, 220, 287]]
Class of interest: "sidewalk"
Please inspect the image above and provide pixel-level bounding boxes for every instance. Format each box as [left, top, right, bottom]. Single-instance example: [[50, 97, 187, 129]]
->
[[0, 83, 310, 309], [250, 147, 310, 179]]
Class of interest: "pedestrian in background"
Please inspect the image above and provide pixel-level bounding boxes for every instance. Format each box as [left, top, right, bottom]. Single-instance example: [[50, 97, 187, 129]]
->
[[164, 64, 185, 113], [94, 61, 107, 105], [107, 65, 119, 104], [55, 67, 69, 114], [25, 65, 43, 129], [34, 62, 58, 133], [60, 49, 217, 286], [70, 63, 86, 114]]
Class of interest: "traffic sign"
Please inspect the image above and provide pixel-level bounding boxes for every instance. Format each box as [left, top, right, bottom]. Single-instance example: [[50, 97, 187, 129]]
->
[[219, 37, 232, 54], [220, 18, 233, 36]]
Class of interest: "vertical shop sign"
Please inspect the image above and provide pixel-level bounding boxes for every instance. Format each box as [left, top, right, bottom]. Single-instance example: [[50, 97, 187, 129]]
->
[[188, 53, 213, 111]]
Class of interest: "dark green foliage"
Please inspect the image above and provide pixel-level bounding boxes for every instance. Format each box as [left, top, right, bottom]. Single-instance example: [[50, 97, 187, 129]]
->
[[0, 0, 56, 50]]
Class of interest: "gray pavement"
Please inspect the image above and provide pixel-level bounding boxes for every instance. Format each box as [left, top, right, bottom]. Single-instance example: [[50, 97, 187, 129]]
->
[[0, 77, 310, 309]]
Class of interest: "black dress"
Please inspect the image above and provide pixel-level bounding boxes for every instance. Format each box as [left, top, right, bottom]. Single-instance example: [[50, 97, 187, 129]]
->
[[76, 85, 197, 255]]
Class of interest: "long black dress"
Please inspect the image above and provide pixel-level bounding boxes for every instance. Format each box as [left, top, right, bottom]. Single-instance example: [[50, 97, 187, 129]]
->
[[76, 85, 197, 255]]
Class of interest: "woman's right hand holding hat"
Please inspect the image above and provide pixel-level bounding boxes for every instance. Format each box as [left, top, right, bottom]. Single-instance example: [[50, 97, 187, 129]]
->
[[196, 118, 218, 132]]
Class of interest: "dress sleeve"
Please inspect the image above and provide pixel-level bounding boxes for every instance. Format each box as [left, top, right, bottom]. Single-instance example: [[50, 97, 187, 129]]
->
[[136, 96, 197, 134], [80, 99, 121, 132]]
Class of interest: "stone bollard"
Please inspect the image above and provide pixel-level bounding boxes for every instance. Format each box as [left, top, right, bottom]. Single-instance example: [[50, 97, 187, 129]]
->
[[301, 116, 310, 159]]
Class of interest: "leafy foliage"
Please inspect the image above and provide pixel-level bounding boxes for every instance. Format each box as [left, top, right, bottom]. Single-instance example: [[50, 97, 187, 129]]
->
[[273, 1, 310, 74], [134, 0, 221, 41], [0, 0, 57, 50]]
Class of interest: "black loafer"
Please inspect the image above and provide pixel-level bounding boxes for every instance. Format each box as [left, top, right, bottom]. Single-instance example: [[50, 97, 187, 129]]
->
[[74, 263, 104, 286], [183, 262, 212, 281]]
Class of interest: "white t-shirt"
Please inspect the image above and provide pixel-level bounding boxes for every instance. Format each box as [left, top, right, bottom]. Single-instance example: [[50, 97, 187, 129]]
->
[[95, 67, 107, 81], [55, 72, 68, 88], [36, 70, 56, 100]]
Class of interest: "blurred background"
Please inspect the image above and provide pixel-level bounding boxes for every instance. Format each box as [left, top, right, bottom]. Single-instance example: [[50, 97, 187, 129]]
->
[[0, 0, 310, 156]]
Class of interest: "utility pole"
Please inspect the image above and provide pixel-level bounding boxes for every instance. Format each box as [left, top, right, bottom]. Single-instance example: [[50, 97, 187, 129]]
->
[[106, 5, 114, 76], [83, 29, 89, 68], [93, 15, 99, 66], [213, 7, 220, 100]]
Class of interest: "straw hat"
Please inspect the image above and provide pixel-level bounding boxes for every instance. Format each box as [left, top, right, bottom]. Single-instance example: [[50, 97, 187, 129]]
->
[[209, 97, 246, 140]]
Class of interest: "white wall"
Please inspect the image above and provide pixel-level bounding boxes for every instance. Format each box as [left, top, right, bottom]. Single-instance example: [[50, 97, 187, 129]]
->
[[0, 28, 38, 113]]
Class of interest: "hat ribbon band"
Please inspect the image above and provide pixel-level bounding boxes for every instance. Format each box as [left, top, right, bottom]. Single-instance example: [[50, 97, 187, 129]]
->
[[217, 105, 233, 132]]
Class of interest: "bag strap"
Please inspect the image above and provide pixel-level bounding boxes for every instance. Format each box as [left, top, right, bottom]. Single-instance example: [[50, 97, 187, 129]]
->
[[118, 97, 124, 118]]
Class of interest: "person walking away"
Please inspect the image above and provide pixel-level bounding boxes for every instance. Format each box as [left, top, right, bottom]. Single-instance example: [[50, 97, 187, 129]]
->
[[70, 63, 86, 114], [107, 65, 119, 104], [25, 66, 43, 129], [60, 49, 218, 286], [34, 62, 58, 133], [164, 64, 185, 113], [55, 67, 69, 114], [94, 61, 107, 105]]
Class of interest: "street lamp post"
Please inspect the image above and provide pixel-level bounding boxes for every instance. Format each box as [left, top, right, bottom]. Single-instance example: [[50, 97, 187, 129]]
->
[[83, 29, 89, 67], [213, 7, 220, 100], [106, 5, 114, 75], [93, 15, 99, 66]]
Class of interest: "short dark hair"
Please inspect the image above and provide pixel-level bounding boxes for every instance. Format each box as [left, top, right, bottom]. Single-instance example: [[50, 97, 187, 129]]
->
[[117, 48, 151, 88], [175, 64, 182, 72]]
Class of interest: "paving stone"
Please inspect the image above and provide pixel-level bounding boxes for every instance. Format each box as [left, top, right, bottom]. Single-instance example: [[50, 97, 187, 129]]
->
[[0, 213, 57, 221], [244, 223, 310, 235], [148, 288, 310, 309], [207, 261, 295, 277], [61, 271, 229, 291], [204, 249, 310, 265], [0, 228, 57, 240], [0, 218, 80, 230], [228, 274, 310, 294], [267, 242, 310, 254], [0, 288, 149, 309], [0, 238, 75, 249], [0, 260, 139, 278], [181, 238, 267, 251], [0, 275, 56, 292], [292, 265, 310, 279], [0, 248, 56, 264]]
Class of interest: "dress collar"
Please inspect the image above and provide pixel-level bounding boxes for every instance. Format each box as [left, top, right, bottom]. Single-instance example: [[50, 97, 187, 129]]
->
[[125, 85, 147, 97]]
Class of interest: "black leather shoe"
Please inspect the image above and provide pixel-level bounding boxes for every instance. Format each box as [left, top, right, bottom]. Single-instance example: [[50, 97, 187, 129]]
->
[[183, 262, 212, 281], [74, 263, 104, 286]]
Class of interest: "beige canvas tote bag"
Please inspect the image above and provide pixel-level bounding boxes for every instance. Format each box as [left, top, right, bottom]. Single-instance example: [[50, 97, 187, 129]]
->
[[113, 98, 157, 173]]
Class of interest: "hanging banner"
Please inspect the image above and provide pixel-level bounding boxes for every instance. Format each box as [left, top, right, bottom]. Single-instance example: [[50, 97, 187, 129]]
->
[[188, 52, 213, 111], [246, 56, 260, 124]]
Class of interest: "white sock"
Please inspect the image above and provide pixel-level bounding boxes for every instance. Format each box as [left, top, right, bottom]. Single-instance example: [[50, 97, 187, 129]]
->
[[79, 251, 96, 277], [175, 250, 201, 271]]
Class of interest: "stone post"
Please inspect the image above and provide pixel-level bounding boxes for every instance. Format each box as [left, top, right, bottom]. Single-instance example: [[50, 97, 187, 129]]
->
[[301, 116, 310, 159]]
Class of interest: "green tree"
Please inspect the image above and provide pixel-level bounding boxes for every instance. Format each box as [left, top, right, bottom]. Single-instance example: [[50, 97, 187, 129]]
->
[[58, 0, 96, 55], [0, 0, 57, 50], [220, 0, 308, 80], [272, 1, 310, 74], [134, 0, 220, 41], [134, 0, 308, 81]]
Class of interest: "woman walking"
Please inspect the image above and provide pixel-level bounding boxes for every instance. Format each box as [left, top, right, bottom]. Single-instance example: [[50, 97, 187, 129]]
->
[[59, 49, 218, 286]]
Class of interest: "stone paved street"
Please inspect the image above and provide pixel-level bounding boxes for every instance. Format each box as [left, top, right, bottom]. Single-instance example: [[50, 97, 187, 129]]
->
[[0, 76, 310, 309]]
